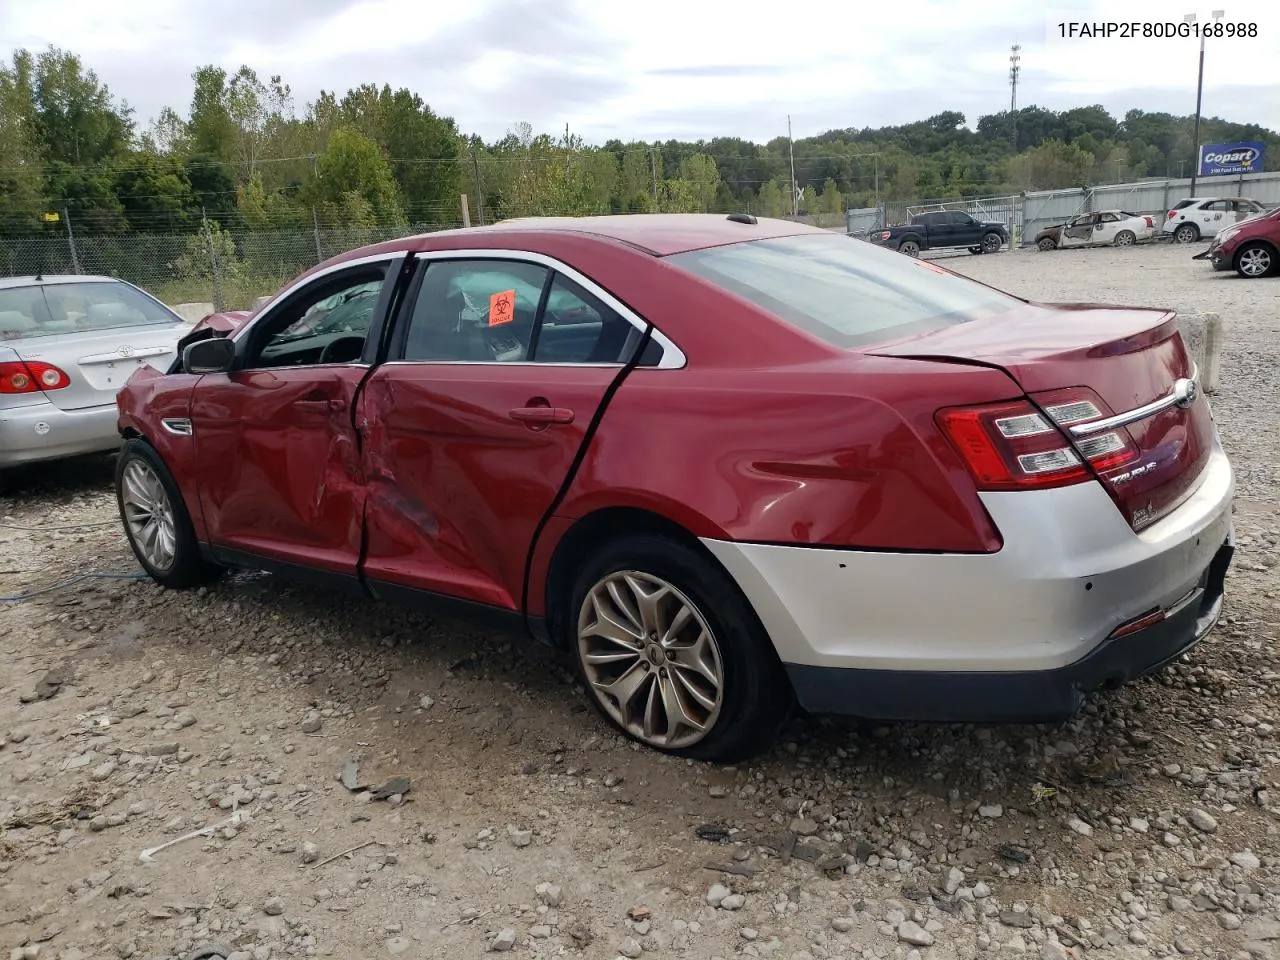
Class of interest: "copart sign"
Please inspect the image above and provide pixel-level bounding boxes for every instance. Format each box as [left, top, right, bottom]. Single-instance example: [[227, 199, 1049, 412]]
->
[[1198, 141, 1265, 177]]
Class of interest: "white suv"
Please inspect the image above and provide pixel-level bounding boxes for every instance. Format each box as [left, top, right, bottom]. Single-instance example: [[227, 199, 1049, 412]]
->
[[1163, 197, 1267, 243]]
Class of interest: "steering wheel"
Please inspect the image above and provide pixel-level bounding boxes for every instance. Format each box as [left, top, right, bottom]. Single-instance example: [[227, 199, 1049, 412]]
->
[[319, 335, 364, 365]]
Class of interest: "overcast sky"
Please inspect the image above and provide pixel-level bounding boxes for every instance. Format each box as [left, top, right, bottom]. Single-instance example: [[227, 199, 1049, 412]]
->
[[3, 0, 1278, 144]]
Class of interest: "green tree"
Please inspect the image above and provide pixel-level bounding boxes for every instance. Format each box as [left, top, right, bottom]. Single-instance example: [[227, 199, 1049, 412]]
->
[[30, 46, 132, 166], [0, 51, 45, 234], [819, 177, 843, 214], [678, 153, 720, 211], [308, 125, 404, 226], [113, 151, 196, 232]]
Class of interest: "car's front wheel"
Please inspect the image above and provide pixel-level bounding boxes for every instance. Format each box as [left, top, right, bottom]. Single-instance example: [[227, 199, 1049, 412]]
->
[[116, 438, 221, 589], [1037, 237, 1057, 251], [1235, 242, 1276, 278], [568, 534, 791, 762], [981, 232, 1003, 253]]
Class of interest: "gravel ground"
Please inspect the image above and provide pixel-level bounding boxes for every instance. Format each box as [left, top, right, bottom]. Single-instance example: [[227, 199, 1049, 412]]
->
[[2, 242, 1279, 960]]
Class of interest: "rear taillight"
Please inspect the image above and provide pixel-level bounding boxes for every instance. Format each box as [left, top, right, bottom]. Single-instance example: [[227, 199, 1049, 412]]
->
[[1167, 210, 1177, 219], [1144, 216, 1155, 228], [937, 388, 1139, 491], [878, 231, 891, 241], [0, 360, 71, 394]]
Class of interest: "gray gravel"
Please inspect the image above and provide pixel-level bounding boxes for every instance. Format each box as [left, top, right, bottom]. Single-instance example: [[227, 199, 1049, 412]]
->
[[1, 241, 1278, 959]]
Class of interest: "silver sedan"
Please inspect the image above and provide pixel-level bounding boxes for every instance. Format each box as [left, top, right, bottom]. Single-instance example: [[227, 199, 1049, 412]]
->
[[0, 275, 192, 478]]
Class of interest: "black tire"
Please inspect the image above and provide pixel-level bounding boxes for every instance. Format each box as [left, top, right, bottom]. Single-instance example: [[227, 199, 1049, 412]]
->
[[1114, 230, 1136, 246], [981, 232, 1003, 253], [1234, 242, 1277, 279], [898, 239, 921, 258], [115, 437, 221, 589], [1174, 222, 1200, 244], [566, 533, 792, 762], [1037, 237, 1057, 251]]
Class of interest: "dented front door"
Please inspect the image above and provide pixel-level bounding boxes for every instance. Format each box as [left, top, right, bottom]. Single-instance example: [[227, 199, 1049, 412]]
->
[[192, 366, 367, 575]]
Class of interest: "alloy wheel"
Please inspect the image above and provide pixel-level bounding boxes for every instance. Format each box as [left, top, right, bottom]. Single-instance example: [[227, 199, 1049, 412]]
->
[[121, 458, 177, 573], [1239, 246, 1272, 277], [982, 233, 1001, 253], [899, 241, 920, 258], [577, 570, 725, 750]]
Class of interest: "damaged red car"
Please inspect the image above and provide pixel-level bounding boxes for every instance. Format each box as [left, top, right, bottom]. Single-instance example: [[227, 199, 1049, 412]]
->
[[114, 214, 1235, 761]]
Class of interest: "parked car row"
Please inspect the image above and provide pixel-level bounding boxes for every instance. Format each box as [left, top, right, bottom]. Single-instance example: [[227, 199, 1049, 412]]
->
[[1193, 201, 1280, 278]]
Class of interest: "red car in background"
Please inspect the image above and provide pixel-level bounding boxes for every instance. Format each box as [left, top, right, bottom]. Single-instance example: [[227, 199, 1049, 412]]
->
[[113, 214, 1235, 761], [1194, 204, 1280, 277]]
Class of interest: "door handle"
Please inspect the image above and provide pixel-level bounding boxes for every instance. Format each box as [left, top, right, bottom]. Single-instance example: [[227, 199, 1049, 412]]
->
[[509, 406, 574, 425], [294, 398, 346, 414]]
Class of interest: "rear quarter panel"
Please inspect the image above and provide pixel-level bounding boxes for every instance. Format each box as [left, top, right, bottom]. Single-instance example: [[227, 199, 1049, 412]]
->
[[117, 366, 206, 537], [526, 356, 1025, 615]]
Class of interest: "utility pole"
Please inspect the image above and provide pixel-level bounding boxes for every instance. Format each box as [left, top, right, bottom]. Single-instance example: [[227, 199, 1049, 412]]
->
[[470, 142, 486, 225], [1009, 44, 1021, 152], [1184, 11, 1224, 199], [788, 115, 798, 216]]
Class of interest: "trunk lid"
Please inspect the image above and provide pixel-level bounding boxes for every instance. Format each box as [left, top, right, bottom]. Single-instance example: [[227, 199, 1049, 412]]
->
[[870, 302, 1215, 531], [12, 325, 186, 411]]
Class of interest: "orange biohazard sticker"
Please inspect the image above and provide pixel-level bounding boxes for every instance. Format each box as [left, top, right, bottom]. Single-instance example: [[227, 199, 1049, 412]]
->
[[488, 289, 516, 326]]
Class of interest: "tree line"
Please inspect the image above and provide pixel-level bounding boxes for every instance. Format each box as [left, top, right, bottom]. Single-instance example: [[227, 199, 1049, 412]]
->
[[2, 45, 1278, 239]]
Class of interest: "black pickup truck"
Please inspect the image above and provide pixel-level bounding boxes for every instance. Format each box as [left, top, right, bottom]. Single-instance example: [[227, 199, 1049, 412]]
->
[[868, 211, 1008, 257]]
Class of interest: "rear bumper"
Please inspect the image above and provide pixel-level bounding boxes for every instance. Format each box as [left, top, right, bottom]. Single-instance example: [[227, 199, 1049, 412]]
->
[[701, 440, 1235, 723], [0, 400, 121, 468]]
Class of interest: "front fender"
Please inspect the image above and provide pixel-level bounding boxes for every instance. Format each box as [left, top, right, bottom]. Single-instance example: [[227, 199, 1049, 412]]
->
[[117, 369, 207, 539]]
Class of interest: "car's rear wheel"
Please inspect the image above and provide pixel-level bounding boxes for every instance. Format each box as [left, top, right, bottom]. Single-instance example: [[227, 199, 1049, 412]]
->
[[1114, 230, 1136, 246], [116, 438, 221, 589], [1037, 237, 1057, 251], [569, 534, 791, 762], [898, 240, 920, 258], [981, 232, 1002, 253], [1174, 223, 1200, 243], [1235, 242, 1276, 278]]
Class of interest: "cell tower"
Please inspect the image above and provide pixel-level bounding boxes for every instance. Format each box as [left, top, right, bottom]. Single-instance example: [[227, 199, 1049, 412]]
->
[[1009, 44, 1021, 151]]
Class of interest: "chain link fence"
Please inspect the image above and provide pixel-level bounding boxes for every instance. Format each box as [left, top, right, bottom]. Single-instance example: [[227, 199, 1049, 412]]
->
[[0, 219, 464, 312]]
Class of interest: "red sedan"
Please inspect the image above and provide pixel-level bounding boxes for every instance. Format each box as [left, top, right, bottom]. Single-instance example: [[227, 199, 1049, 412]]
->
[[113, 214, 1235, 761]]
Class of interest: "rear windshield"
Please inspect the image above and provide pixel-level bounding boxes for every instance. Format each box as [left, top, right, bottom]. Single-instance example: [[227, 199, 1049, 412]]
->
[[665, 233, 1023, 348], [0, 281, 181, 341]]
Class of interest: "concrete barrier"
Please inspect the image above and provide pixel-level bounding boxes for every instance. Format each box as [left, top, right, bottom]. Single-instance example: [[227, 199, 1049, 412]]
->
[[1175, 312, 1223, 394], [171, 302, 215, 323]]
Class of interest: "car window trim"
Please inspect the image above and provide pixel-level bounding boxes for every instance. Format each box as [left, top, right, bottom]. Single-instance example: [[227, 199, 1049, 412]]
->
[[381, 248, 685, 370], [230, 252, 406, 372]]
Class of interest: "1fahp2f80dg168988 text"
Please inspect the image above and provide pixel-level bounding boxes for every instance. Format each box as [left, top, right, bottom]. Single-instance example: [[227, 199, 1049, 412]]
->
[[1055, 20, 1258, 39]]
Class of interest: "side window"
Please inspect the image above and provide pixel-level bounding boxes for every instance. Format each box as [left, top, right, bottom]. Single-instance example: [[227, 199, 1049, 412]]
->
[[249, 267, 386, 369], [403, 259, 548, 362], [1202, 200, 1227, 212], [951, 212, 974, 225], [1098, 213, 1119, 223], [533, 273, 640, 364]]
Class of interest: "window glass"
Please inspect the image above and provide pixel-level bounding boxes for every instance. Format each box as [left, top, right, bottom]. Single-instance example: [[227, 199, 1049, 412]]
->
[[0, 281, 182, 341], [533, 274, 637, 364], [252, 269, 385, 368], [667, 233, 1022, 349], [1098, 213, 1119, 222], [403, 260, 548, 362]]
